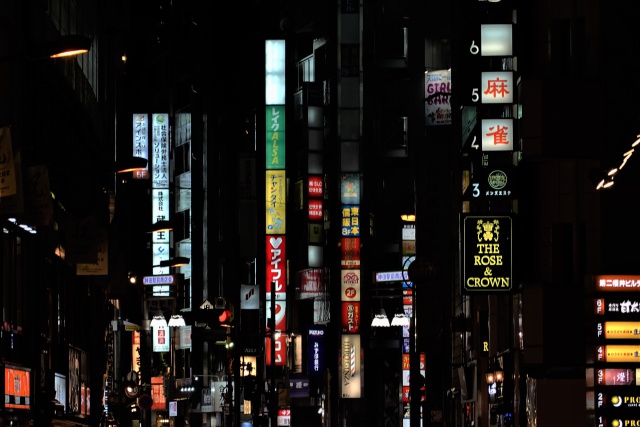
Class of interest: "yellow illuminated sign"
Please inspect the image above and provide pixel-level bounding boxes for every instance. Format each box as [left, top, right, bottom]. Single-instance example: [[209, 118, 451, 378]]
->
[[266, 171, 286, 234], [462, 216, 513, 293], [599, 322, 640, 339]]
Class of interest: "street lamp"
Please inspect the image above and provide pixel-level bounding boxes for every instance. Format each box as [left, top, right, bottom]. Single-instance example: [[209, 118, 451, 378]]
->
[[485, 360, 504, 386], [168, 314, 186, 328], [159, 257, 190, 268], [113, 156, 148, 174], [147, 220, 174, 234], [390, 308, 411, 327], [149, 311, 167, 328], [0, 34, 91, 63], [371, 306, 391, 327], [46, 34, 91, 58]]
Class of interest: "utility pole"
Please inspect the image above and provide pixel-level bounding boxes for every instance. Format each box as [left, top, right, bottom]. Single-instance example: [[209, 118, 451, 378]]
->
[[408, 259, 435, 427], [270, 283, 277, 427]]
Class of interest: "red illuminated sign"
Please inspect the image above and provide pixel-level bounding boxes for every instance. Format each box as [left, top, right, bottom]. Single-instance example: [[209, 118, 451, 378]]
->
[[266, 236, 286, 297], [341, 237, 360, 268], [595, 275, 640, 292], [341, 301, 360, 333], [4, 367, 30, 410], [308, 176, 323, 198], [308, 199, 323, 221], [266, 301, 287, 366]]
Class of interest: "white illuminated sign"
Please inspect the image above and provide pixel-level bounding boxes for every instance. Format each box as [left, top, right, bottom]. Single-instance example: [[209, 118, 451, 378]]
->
[[481, 119, 514, 151], [132, 114, 149, 178], [265, 40, 286, 105], [151, 188, 170, 274], [151, 113, 170, 189], [142, 275, 175, 285], [340, 335, 361, 398], [480, 24, 513, 56], [375, 271, 410, 282], [153, 324, 170, 353], [481, 71, 514, 104]]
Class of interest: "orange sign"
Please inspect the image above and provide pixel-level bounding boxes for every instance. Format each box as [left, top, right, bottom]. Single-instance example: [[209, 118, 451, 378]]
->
[[601, 322, 640, 339], [5, 367, 30, 409], [151, 376, 166, 410]]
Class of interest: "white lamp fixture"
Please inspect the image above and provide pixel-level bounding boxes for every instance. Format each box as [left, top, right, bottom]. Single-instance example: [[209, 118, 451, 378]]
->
[[150, 311, 167, 328], [391, 309, 410, 327], [168, 314, 186, 327], [371, 307, 391, 327]]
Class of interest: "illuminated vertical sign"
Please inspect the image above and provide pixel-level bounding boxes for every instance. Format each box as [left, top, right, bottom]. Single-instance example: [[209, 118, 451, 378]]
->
[[151, 376, 166, 410], [341, 237, 360, 268], [461, 215, 513, 293], [265, 39, 287, 368], [308, 199, 323, 221], [266, 235, 287, 298], [340, 170, 362, 367], [153, 323, 170, 353], [266, 106, 286, 169], [425, 69, 452, 126], [132, 114, 149, 179], [81, 385, 90, 416], [152, 188, 170, 274], [308, 325, 326, 374], [132, 331, 141, 375], [266, 171, 286, 234], [266, 301, 287, 366], [341, 269, 360, 301], [265, 40, 286, 105], [341, 302, 360, 333], [341, 205, 360, 237], [151, 113, 170, 274], [340, 335, 361, 398], [4, 366, 30, 410], [592, 274, 640, 423], [341, 174, 360, 204], [151, 113, 170, 189], [55, 374, 67, 413], [308, 176, 323, 198]]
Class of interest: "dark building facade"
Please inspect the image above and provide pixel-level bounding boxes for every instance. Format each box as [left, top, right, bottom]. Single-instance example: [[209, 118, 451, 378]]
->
[[1, 1, 640, 427]]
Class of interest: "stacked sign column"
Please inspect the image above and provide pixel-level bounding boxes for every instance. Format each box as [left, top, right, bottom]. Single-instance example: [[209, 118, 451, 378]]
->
[[339, 175, 362, 399], [338, 0, 363, 402], [264, 40, 289, 427], [590, 275, 640, 427]]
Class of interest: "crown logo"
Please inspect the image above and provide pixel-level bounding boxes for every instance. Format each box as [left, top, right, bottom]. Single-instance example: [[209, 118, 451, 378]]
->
[[476, 219, 500, 242]]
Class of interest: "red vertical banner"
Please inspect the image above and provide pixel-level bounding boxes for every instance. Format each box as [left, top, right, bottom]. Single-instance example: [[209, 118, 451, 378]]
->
[[341, 237, 360, 268], [151, 376, 165, 410], [341, 301, 361, 333], [132, 330, 141, 375], [266, 301, 287, 366], [308, 199, 323, 221], [308, 176, 323, 198], [266, 235, 287, 297]]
